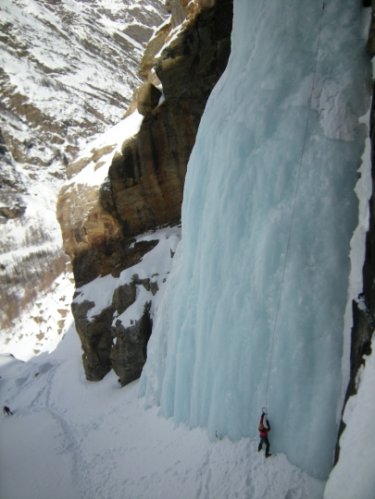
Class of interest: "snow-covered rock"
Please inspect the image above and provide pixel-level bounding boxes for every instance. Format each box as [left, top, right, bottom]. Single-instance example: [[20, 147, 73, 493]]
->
[[71, 226, 181, 382]]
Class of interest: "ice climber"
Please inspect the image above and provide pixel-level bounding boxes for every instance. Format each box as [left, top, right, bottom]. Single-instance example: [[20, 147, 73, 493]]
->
[[258, 410, 271, 457]]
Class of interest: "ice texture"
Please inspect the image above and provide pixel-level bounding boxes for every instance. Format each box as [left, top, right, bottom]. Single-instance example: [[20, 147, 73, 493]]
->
[[140, 0, 370, 480]]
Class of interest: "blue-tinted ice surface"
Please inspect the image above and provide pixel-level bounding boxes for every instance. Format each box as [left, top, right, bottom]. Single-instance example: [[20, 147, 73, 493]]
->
[[140, 0, 370, 480]]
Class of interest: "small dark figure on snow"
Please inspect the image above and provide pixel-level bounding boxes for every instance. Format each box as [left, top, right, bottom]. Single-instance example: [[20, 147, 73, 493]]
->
[[3, 405, 13, 416], [258, 410, 271, 457]]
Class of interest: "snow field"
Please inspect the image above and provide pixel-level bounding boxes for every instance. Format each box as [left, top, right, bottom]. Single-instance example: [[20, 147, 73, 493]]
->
[[0, 327, 324, 499], [0, 0, 160, 125]]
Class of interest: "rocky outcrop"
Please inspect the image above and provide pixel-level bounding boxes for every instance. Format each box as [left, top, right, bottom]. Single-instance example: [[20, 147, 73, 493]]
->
[[70, 230, 175, 383], [58, 0, 233, 383]]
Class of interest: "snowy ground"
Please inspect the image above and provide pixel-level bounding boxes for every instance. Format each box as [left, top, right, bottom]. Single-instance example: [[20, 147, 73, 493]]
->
[[0, 325, 324, 499]]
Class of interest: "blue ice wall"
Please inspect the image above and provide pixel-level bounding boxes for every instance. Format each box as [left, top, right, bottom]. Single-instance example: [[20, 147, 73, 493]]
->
[[140, 0, 370, 479]]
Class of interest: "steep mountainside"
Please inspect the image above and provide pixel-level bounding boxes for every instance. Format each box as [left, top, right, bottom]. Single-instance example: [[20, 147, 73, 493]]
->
[[0, 0, 166, 339], [0, 0, 165, 170]]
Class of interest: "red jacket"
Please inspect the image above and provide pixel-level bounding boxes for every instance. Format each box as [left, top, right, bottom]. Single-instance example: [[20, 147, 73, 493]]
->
[[258, 414, 271, 438]]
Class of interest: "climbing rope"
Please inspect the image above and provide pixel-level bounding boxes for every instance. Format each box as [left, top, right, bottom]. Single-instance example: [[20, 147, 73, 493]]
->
[[263, 0, 326, 410]]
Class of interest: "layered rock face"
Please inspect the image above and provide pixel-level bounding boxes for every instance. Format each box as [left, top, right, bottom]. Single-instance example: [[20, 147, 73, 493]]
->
[[58, 0, 233, 383]]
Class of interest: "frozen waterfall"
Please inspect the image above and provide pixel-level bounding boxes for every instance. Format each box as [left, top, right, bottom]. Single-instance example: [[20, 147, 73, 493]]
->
[[140, 0, 371, 480]]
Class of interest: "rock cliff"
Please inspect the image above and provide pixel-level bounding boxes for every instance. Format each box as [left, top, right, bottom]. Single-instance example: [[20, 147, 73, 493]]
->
[[58, 0, 233, 383]]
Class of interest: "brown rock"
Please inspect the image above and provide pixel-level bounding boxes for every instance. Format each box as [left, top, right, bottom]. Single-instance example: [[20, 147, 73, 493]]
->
[[106, 0, 233, 237], [57, 180, 122, 261], [58, 0, 233, 384], [137, 83, 162, 116], [58, 0, 232, 259], [139, 20, 172, 80], [112, 282, 137, 314], [72, 270, 159, 382]]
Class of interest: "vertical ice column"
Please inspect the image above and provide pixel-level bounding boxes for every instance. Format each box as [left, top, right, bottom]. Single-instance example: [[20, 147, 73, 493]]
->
[[140, 0, 371, 480]]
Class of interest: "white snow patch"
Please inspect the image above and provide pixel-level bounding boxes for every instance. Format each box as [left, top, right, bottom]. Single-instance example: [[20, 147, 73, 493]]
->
[[324, 335, 375, 499], [68, 111, 144, 187]]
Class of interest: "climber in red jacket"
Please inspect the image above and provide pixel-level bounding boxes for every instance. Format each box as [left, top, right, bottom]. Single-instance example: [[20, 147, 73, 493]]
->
[[258, 410, 271, 457]]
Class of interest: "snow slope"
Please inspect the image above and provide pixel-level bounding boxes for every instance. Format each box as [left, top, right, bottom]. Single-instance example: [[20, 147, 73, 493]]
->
[[0, 326, 324, 499]]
